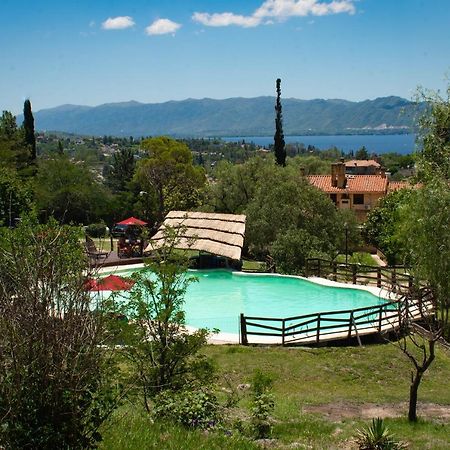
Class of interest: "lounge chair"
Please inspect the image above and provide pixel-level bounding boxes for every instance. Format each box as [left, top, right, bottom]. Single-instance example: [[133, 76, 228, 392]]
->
[[85, 236, 109, 260]]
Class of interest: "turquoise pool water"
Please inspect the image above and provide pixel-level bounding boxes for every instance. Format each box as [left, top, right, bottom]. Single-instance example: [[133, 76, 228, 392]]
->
[[116, 269, 386, 334]]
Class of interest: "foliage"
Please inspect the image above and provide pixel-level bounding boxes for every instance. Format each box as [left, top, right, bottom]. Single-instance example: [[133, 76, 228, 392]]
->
[[86, 221, 108, 238], [136, 137, 206, 222], [0, 111, 29, 173], [356, 418, 407, 449], [117, 226, 214, 411], [34, 155, 112, 224], [106, 147, 136, 192], [364, 189, 412, 265], [355, 146, 369, 160], [270, 228, 325, 274], [416, 85, 450, 180], [209, 157, 272, 214], [245, 163, 357, 263], [250, 369, 274, 439], [0, 217, 119, 449], [0, 167, 33, 226], [396, 180, 450, 340], [153, 388, 220, 430], [23, 99, 37, 163], [274, 78, 286, 166]]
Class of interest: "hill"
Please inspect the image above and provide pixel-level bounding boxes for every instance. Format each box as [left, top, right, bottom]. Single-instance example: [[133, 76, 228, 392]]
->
[[30, 96, 418, 137]]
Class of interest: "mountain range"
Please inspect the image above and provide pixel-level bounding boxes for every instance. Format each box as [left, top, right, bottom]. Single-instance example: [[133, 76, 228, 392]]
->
[[30, 96, 419, 137]]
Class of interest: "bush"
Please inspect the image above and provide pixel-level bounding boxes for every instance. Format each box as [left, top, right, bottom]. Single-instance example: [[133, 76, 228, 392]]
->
[[271, 228, 323, 274], [250, 369, 275, 439], [153, 389, 220, 429], [355, 418, 407, 450], [0, 218, 119, 449], [86, 222, 108, 238]]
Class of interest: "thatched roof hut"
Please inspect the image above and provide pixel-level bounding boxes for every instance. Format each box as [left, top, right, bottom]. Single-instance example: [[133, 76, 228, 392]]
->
[[144, 211, 246, 260]]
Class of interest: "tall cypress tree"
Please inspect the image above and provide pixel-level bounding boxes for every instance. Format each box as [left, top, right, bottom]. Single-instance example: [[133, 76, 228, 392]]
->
[[274, 78, 286, 166], [23, 99, 36, 162]]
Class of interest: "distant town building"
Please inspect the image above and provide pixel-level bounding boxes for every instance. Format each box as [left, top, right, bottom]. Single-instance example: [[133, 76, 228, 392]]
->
[[344, 159, 382, 175], [307, 159, 388, 221]]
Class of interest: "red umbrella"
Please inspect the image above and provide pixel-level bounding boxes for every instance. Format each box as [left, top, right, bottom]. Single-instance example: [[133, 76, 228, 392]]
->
[[86, 274, 135, 292], [116, 217, 147, 226]]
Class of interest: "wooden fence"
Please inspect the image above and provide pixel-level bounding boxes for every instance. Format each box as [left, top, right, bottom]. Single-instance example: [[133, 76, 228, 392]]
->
[[240, 260, 433, 346], [305, 258, 414, 293]]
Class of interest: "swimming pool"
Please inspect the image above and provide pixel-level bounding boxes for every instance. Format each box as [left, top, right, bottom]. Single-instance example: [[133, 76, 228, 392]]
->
[[114, 269, 389, 335]]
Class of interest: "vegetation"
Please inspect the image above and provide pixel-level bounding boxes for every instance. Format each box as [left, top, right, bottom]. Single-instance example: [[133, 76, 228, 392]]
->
[[274, 78, 286, 166], [99, 344, 450, 449], [0, 218, 119, 449], [136, 136, 206, 223], [355, 418, 407, 449], [23, 99, 37, 163], [116, 226, 214, 412]]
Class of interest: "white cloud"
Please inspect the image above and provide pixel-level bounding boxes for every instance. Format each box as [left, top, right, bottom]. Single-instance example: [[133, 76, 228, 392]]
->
[[192, 0, 355, 28], [145, 18, 181, 36], [101, 16, 135, 30], [192, 12, 260, 28]]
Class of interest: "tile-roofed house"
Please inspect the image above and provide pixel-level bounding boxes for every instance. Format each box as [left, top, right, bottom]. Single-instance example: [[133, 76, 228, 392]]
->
[[307, 159, 388, 221], [345, 159, 382, 175]]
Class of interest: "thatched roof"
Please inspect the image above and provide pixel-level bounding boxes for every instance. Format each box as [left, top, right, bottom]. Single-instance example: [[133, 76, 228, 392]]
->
[[144, 211, 246, 260]]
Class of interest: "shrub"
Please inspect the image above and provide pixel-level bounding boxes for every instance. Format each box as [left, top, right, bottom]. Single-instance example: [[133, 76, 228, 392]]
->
[[86, 222, 108, 238], [0, 217, 120, 449], [250, 369, 275, 439], [355, 418, 407, 450], [153, 389, 220, 429]]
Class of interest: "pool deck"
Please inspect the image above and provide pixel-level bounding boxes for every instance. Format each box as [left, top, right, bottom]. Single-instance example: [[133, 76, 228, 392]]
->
[[95, 263, 419, 346]]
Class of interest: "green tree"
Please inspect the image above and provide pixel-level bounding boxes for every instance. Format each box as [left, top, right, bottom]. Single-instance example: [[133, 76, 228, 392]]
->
[[363, 189, 412, 264], [416, 85, 450, 180], [34, 156, 111, 224], [245, 164, 354, 263], [135, 137, 206, 223], [0, 217, 119, 448], [397, 179, 450, 337], [106, 147, 136, 192], [274, 78, 286, 167], [117, 226, 213, 411], [0, 168, 33, 226], [57, 139, 64, 155], [355, 146, 369, 160], [0, 111, 28, 172], [23, 99, 37, 163], [209, 157, 272, 214]]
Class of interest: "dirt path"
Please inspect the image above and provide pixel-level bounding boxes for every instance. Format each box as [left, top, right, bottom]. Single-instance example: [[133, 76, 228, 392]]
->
[[303, 402, 450, 421]]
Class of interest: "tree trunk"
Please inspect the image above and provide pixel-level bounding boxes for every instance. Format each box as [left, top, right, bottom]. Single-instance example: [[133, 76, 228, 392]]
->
[[408, 371, 422, 422]]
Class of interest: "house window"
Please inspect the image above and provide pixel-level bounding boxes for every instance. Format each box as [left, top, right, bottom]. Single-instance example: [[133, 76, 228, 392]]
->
[[330, 194, 337, 204], [353, 194, 364, 205]]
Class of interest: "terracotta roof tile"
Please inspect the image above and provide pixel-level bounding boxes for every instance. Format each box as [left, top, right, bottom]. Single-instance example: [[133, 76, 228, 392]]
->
[[307, 175, 388, 193]]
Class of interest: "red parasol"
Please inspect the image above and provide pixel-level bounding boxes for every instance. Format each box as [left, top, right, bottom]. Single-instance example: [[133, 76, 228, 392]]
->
[[85, 274, 135, 292], [116, 216, 147, 226]]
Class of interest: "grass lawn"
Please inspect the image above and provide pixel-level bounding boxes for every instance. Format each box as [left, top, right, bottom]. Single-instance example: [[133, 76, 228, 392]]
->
[[336, 252, 379, 266], [100, 343, 450, 449]]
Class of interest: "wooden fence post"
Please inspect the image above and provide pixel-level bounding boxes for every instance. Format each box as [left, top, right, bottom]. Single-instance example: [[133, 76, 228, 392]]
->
[[316, 314, 321, 343], [240, 314, 248, 346], [282, 319, 285, 346], [377, 267, 381, 288], [352, 265, 357, 284], [378, 306, 383, 332], [348, 311, 354, 338], [333, 261, 337, 281], [392, 267, 397, 289]]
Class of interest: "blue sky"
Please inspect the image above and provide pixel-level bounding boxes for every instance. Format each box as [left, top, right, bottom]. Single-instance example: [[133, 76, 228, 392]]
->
[[1, 0, 449, 114]]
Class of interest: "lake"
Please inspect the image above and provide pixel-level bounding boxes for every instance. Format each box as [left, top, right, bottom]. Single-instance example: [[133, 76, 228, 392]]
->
[[222, 134, 416, 155]]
